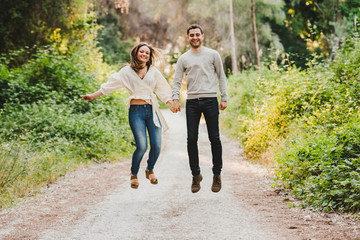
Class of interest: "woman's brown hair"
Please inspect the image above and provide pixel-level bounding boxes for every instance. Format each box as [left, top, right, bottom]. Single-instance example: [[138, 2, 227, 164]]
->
[[130, 42, 159, 72]]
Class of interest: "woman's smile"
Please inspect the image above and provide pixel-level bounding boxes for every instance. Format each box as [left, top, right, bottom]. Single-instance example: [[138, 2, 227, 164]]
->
[[137, 46, 150, 63]]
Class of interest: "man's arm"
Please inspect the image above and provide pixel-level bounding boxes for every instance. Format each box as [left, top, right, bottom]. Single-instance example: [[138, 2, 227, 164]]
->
[[213, 51, 228, 103], [213, 51, 228, 110], [171, 58, 184, 113], [172, 59, 184, 101]]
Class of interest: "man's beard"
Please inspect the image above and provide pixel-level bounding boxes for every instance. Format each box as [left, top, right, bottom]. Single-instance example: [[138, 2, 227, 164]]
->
[[190, 40, 202, 48]]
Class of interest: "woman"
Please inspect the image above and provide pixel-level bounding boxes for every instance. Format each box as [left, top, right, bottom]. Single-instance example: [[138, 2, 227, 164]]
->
[[82, 42, 173, 189]]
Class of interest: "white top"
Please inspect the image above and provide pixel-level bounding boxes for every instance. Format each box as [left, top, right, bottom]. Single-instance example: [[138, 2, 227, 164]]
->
[[100, 65, 172, 131]]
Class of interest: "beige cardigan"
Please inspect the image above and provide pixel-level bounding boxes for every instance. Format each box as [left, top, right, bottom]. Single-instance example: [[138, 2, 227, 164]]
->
[[100, 65, 172, 131]]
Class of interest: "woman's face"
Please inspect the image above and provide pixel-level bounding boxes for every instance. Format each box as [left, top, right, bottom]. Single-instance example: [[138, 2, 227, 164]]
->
[[137, 46, 151, 63]]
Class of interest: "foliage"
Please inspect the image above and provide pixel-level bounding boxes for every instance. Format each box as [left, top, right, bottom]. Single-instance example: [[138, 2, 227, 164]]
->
[[0, 45, 134, 208], [221, 36, 360, 212], [0, 143, 28, 190], [0, 46, 96, 108], [186, 0, 286, 70], [276, 118, 360, 212], [96, 10, 134, 67], [0, 0, 96, 56], [281, 0, 360, 67], [109, 0, 178, 49], [220, 71, 265, 142]]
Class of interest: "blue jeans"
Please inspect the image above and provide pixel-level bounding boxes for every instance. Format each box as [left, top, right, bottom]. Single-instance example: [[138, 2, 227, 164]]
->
[[128, 104, 162, 176], [186, 97, 222, 176]]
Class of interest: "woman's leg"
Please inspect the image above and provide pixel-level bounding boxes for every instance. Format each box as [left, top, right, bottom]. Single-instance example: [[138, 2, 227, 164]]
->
[[129, 105, 148, 176], [146, 112, 162, 171]]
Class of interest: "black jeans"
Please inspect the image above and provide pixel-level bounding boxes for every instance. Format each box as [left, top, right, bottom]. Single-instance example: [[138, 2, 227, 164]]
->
[[186, 97, 222, 176]]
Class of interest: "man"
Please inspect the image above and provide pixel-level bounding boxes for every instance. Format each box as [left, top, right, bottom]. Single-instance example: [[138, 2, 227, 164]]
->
[[171, 24, 228, 193]]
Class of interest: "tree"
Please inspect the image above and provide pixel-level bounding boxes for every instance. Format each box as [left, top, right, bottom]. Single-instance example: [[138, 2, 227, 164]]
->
[[232, 0, 285, 69], [229, 0, 238, 74], [281, 0, 360, 64], [251, 0, 260, 68], [0, 0, 94, 53], [96, 0, 286, 70], [96, 10, 133, 66]]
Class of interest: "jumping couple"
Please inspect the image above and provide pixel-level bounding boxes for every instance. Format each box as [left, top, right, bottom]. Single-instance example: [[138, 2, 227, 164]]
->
[[82, 24, 228, 193]]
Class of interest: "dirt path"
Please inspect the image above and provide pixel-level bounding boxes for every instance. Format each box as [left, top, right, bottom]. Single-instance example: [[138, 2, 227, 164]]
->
[[0, 110, 359, 240]]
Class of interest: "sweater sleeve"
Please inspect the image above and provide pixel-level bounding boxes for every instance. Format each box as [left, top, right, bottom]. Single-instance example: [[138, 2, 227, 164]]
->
[[100, 70, 125, 95], [154, 68, 172, 104], [172, 57, 184, 100], [214, 51, 228, 102]]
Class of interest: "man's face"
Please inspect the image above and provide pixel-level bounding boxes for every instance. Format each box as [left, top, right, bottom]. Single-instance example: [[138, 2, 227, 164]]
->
[[187, 28, 204, 49]]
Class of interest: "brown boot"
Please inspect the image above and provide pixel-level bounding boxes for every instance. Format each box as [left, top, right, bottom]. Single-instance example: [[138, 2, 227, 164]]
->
[[211, 175, 221, 192], [191, 174, 203, 193]]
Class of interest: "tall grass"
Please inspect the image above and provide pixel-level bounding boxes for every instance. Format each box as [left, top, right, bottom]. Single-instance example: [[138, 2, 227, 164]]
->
[[0, 143, 28, 190]]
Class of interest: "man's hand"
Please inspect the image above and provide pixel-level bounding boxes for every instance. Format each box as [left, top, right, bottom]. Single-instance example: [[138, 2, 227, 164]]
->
[[219, 101, 227, 110], [170, 99, 181, 113]]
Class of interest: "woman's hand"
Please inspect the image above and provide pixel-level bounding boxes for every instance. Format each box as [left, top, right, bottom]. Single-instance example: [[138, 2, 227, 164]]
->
[[81, 91, 103, 102], [82, 94, 95, 102]]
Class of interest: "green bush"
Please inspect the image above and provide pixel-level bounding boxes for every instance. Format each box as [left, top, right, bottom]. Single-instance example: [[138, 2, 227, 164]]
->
[[276, 117, 360, 212], [0, 46, 98, 108], [222, 36, 360, 212], [0, 97, 134, 207], [0, 45, 134, 208], [0, 97, 132, 157]]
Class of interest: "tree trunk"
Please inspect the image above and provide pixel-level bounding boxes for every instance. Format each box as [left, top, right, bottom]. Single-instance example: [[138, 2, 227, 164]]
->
[[251, 0, 260, 69], [355, 15, 358, 31], [229, 0, 238, 74]]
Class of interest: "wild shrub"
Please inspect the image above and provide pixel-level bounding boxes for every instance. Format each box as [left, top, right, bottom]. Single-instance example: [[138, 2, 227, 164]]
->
[[274, 37, 360, 211], [0, 46, 98, 108], [0, 46, 134, 208], [222, 36, 360, 212], [220, 72, 262, 141], [276, 117, 360, 212]]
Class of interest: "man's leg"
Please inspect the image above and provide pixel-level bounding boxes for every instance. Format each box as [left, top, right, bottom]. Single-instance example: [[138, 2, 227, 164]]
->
[[202, 98, 222, 175], [202, 98, 222, 192], [186, 99, 202, 176], [186, 99, 203, 193]]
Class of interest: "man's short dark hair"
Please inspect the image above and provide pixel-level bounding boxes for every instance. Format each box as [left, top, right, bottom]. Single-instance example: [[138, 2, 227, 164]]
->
[[187, 24, 204, 35]]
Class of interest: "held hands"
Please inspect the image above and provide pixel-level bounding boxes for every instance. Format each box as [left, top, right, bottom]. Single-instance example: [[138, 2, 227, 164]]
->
[[169, 100, 226, 112], [170, 99, 181, 113]]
